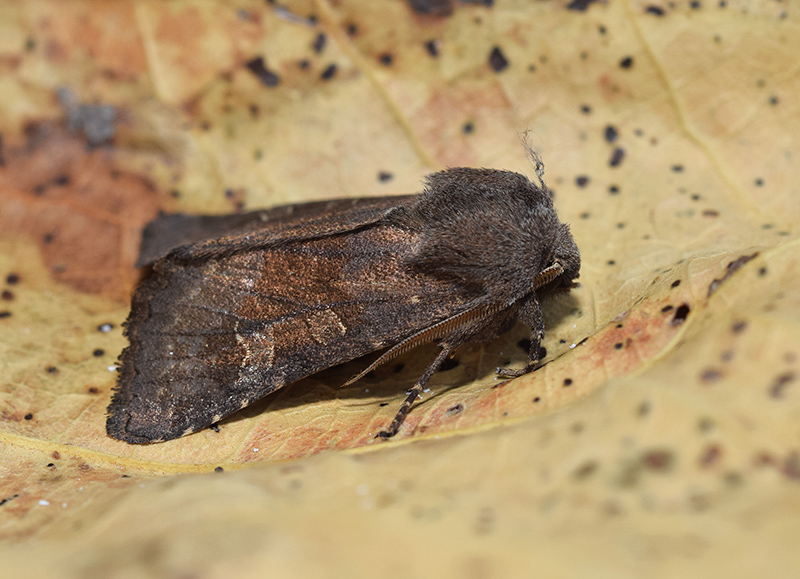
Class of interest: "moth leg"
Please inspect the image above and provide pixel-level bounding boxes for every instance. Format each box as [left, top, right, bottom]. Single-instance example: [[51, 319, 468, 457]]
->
[[496, 293, 544, 378], [377, 346, 453, 440]]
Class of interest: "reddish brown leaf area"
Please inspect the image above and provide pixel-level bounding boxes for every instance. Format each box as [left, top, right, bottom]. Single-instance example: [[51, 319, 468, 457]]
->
[[0, 127, 162, 301], [0, 446, 138, 543]]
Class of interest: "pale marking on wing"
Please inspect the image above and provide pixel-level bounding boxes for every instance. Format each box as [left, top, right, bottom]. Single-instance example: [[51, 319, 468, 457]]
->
[[235, 319, 275, 369], [307, 308, 348, 345]]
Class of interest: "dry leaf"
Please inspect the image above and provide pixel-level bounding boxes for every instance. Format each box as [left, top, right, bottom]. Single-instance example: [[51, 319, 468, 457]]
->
[[1, 0, 798, 576]]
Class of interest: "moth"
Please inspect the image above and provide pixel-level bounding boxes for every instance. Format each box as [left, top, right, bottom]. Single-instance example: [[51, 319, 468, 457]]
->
[[107, 157, 580, 443]]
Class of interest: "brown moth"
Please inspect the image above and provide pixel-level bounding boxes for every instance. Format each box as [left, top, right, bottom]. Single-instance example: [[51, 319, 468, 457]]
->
[[107, 157, 580, 443]]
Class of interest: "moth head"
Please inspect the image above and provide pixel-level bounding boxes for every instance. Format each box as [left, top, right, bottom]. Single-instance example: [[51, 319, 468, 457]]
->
[[548, 222, 581, 291]]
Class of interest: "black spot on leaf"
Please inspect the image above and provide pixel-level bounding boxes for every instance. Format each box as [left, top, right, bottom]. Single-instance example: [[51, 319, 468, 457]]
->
[[670, 304, 690, 326], [245, 57, 280, 87], [488, 46, 509, 72]]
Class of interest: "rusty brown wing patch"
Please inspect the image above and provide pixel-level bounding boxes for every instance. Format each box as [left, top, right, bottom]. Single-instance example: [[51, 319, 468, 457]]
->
[[108, 199, 478, 443]]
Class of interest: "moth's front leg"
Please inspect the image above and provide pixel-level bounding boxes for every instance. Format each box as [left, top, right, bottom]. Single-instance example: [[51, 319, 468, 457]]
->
[[496, 293, 544, 378]]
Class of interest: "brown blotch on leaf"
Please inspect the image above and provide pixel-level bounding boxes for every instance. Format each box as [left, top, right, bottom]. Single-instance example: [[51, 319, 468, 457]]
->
[[731, 320, 747, 334], [406, 0, 455, 16], [424, 39, 439, 58], [722, 472, 743, 489], [698, 417, 715, 433], [783, 452, 800, 480], [244, 56, 280, 87], [572, 460, 598, 480], [699, 443, 722, 468], [312, 32, 326, 54], [769, 372, 795, 399], [707, 253, 759, 297], [445, 403, 463, 416], [320, 63, 337, 80], [753, 451, 777, 468], [670, 303, 690, 326], [0, 494, 20, 507], [700, 368, 722, 384], [488, 46, 509, 72], [641, 449, 674, 472], [609, 147, 625, 167], [567, 0, 600, 11]]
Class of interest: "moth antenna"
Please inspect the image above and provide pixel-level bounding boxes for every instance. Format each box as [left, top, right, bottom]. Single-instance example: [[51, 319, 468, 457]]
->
[[520, 130, 546, 189], [343, 300, 508, 387]]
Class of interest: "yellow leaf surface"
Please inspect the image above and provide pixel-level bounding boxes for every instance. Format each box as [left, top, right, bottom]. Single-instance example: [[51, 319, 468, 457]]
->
[[1, 0, 798, 576]]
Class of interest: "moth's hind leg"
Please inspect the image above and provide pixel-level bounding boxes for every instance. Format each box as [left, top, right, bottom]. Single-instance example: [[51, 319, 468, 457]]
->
[[377, 347, 453, 439]]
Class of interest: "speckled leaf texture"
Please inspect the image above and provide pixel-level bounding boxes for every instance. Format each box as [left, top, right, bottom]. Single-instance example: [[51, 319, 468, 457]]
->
[[0, 0, 798, 576]]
